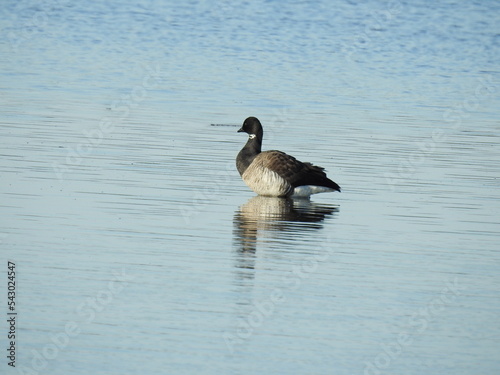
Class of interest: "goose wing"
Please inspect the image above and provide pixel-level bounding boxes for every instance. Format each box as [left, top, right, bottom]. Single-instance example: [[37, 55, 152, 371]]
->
[[256, 151, 340, 191]]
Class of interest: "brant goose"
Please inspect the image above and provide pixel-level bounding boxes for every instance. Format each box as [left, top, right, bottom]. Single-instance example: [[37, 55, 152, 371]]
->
[[236, 117, 341, 197]]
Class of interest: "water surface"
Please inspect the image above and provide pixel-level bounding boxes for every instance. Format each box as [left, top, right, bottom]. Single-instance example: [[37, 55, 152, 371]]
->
[[1, 1, 499, 374]]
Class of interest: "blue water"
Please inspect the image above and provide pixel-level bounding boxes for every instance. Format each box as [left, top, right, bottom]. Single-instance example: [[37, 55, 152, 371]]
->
[[1, 1, 499, 374]]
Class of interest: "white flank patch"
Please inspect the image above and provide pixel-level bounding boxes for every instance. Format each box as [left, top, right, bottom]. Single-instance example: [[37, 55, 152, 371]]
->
[[292, 185, 336, 197], [242, 166, 291, 196]]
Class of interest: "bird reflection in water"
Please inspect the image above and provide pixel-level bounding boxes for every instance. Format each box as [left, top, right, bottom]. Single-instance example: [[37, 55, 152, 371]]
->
[[233, 196, 338, 270], [230, 196, 338, 328]]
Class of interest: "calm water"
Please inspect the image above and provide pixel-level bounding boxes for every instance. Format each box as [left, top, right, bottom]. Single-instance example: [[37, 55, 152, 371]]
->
[[1, 0, 499, 374]]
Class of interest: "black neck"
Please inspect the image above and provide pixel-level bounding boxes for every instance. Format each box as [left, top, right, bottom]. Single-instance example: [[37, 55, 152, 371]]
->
[[236, 134, 262, 175]]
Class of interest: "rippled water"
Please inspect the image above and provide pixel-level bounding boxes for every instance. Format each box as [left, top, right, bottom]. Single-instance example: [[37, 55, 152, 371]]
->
[[1, 1, 499, 374]]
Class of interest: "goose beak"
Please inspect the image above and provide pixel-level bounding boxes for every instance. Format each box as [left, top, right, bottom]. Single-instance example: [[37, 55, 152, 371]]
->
[[237, 127, 244, 133]]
